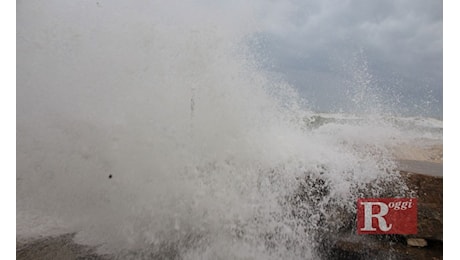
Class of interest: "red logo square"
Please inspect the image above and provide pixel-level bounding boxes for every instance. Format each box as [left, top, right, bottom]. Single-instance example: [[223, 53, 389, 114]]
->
[[357, 198, 417, 234]]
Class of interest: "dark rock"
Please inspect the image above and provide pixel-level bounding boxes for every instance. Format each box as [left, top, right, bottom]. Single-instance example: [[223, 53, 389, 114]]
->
[[400, 171, 443, 241], [326, 234, 442, 260], [317, 161, 442, 259], [16, 233, 111, 260]]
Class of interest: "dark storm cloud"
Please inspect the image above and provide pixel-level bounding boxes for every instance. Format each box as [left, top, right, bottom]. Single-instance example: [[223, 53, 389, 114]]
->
[[257, 0, 442, 117]]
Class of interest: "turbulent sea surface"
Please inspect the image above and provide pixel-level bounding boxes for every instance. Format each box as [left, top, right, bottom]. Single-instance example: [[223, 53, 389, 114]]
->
[[17, 1, 442, 259]]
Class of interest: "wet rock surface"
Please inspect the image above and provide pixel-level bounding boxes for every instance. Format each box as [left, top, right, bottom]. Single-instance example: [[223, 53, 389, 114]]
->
[[16, 160, 442, 259], [16, 233, 110, 260], [327, 234, 442, 260], [323, 161, 443, 259]]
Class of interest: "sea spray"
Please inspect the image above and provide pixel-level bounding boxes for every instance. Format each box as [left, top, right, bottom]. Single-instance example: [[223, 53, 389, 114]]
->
[[17, 1, 438, 259]]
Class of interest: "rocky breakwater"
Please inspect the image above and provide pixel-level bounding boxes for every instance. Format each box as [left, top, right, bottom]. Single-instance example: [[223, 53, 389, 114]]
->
[[323, 159, 442, 260]]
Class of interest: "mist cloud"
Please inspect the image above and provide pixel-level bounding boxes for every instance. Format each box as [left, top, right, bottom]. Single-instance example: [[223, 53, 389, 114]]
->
[[17, 0, 442, 117]]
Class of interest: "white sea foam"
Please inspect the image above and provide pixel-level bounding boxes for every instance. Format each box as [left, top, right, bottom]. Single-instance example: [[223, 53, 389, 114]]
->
[[17, 1, 440, 259]]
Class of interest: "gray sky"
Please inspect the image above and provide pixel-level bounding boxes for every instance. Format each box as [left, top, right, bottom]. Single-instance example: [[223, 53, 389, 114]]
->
[[17, 0, 443, 118], [254, 0, 442, 117]]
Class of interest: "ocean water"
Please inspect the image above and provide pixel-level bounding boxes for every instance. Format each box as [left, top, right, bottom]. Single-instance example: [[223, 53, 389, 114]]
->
[[17, 1, 442, 259]]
